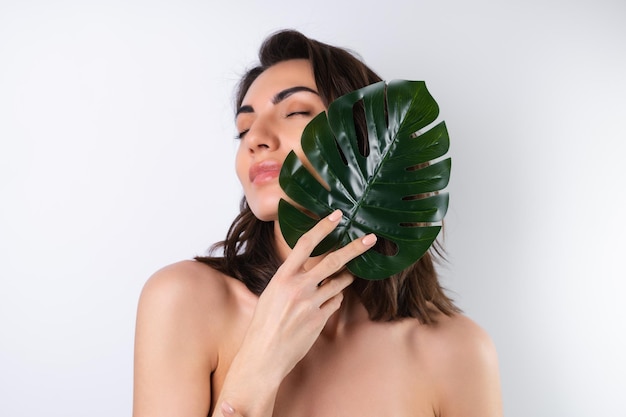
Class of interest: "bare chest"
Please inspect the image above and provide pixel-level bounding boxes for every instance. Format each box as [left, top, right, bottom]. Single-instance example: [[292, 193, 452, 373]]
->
[[272, 331, 436, 417], [209, 284, 439, 416]]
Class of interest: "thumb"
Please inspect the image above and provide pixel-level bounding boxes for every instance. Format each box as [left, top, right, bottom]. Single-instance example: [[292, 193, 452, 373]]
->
[[221, 401, 244, 417]]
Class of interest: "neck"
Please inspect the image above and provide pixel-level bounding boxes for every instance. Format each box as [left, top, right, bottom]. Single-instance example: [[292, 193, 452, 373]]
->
[[273, 221, 292, 262], [321, 287, 369, 338]]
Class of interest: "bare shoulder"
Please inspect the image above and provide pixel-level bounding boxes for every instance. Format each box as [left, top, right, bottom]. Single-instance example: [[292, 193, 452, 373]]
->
[[137, 260, 258, 340], [133, 260, 252, 416], [139, 260, 231, 312], [135, 260, 236, 360], [422, 313, 498, 364], [416, 313, 503, 417]]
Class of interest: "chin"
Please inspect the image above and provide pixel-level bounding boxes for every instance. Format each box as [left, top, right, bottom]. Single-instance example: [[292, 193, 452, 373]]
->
[[251, 211, 277, 222], [244, 186, 285, 222], [247, 199, 280, 222]]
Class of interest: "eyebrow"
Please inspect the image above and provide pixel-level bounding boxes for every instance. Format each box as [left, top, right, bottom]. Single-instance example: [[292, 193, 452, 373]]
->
[[236, 86, 319, 116]]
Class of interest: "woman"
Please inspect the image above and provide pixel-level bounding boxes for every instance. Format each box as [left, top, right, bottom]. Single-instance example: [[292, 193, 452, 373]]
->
[[133, 30, 502, 417]]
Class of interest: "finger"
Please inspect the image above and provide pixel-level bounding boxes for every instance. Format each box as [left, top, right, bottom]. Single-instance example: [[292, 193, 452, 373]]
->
[[314, 271, 354, 305], [221, 401, 243, 417], [308, 233, 377, 281], [281, 209, 343, 271], [319, 290, 345, 317]]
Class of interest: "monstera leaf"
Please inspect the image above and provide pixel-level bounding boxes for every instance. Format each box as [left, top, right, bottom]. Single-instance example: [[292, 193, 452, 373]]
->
[[278, 80, 450, 280]]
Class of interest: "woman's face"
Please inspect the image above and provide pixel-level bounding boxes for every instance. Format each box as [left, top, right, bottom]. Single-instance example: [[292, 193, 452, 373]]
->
[[235, 59, 326, 222]]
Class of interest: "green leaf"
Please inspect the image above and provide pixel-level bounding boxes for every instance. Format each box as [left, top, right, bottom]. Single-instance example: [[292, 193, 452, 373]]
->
[[278, 80, 451, 280]]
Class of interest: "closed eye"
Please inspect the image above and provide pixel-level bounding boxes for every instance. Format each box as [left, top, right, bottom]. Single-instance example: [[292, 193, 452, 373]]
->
[[286, 111, 311, 117], [235, 129, 249, 140], [236, 111, 313, 139]]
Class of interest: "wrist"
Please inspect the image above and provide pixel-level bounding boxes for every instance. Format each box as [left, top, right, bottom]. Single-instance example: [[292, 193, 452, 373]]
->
[[216, 351, 283, 416], [218, 379, 279, 417], [231, 335, 290, 387]]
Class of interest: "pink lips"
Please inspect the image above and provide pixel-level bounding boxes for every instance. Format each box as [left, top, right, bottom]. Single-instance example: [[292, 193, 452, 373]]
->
[[249, 160, 281, 184]]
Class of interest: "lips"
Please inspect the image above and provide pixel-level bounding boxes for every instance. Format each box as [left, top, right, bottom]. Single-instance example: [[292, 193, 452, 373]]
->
[[249, 160, 282, 184]]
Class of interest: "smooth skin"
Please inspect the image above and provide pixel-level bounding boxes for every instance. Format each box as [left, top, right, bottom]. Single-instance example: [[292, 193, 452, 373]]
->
[[133, 60, 502, 417]]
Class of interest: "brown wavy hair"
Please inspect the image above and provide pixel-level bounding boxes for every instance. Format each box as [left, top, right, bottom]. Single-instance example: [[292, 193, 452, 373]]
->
[[196, 29, 459, 323]]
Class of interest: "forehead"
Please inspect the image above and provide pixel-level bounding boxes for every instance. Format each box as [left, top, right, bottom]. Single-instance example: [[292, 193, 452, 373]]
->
[[241, 59, 317, 104]]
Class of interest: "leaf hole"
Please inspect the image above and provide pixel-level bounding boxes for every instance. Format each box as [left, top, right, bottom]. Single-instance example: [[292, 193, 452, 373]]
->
[[352, 99, 369, 157], [406, 161, 430, 172], [370, 236, 399, 256], [402, 191, 437, 201], [334, 138, 348, 166], [399, 222, 432, 228]]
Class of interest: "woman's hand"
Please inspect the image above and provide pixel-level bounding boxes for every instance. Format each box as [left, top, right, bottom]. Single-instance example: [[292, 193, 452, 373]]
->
[[241, 209, 376, 379], [214, 209, 377, 417]]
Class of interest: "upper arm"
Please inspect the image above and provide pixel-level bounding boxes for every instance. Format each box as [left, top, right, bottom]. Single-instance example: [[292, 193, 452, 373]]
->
[[133, 262, 224, 417], [432, 316, 503, 417]]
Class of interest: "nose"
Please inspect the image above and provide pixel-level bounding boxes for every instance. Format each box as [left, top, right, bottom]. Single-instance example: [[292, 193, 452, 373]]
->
[[244, 116, 279, 154]]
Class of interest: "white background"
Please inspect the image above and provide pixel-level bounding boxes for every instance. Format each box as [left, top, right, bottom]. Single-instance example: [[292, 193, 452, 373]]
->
[[1, 0, 625, 416]]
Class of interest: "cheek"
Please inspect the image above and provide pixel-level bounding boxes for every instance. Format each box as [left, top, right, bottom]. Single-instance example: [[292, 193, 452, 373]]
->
[[293, 148, 330, 191], [234, 148, 248, 186]]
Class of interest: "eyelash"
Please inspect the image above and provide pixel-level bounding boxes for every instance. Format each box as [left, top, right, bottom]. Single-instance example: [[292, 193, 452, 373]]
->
[[287, 111, 310, 117], [235, 111, 311, 140]]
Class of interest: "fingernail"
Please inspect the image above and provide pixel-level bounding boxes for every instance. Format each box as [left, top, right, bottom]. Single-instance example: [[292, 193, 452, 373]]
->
[[328, 209, 342, 222], [221, 402, 235, 415], [361, 233, 377, 246]]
